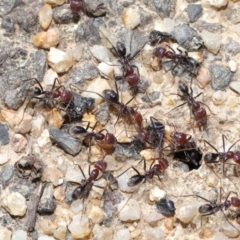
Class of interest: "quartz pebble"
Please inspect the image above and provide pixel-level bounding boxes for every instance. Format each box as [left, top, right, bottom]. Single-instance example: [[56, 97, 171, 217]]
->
[[197, 68, 210, 88], [228, 60, 237, 72], [45, 108, 64, 128], [48, 47, 74, 73], [200, 30, 221, 54], [11, 230, 27, 240], [90, 45, 111, 62], [97, 62, 114, 78], [81, 77, 111, 106], [113, 229, 131, 240], [149, 186, 166, 201], [14, 113, 32, 135], [1, 190, 27, 216], [33, 28, 60, 50], [177, 201, 199, 224], [208, 0, 229, 8], [230, 81, 240, 94], [118, 199, 141, 221], [71, 45, 84, 62], [0, 153, 9, 165], [42, 166, 63, 186], [37, 129, 51, 148], [144, 227, 165, 239], [12, 134, 27, 153], [68, 214, 91, 239], [44, 0, 65, 6], [0, 228, 11, 240], [89, 206, 104, 224], [214, 232, 229, 240], [43, 68, 59, 86], [221, 221, 240, 238], [31, 115, 46, 138], [39, 219, 57, 235], [212, 90, 225, 106], [71, 199, 83, 214], [66, 168, 82, 184], [53, 225, 67, 240], [39, 4, 53, 30], [122, 7, 141, 30]]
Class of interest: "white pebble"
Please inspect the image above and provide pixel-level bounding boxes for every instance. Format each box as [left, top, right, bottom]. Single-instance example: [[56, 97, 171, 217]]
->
[[39, 219, 56, 235], [38, 236, 55, 240], [163, 18, 175, 33], [97, 62, 114, 78], [122, 7, 141, 30], [208, 0, 229, 8], [65, 168, 82, 184], [71, 199, 83, 214], [212, 90, 225, 106], [143, 210, 164, 223], [81, 77, 111, 106], [92, 224, 113, 240], [177, 201, 199, 224], [48, 47, 74, 73], [42, 166, 63, 186], [118, 199, 141, 221], [214, 232, 229, 240], [31, 115, 46, 138], [1, 190, 27, 216], [144, 227, 165, 239], [90, 178, 107, 199], [149, 186, 166, 201], [37, 129, 51, 148], [0, 228, 11, 240], [43, 69, 59, 86], [71, 45, 84, 62], [12, 230, 27, 240], [90, 45, 111, 62], [221, 220, 240, 238], [0, 153, 9, 165], [113, 229, 131, 240], [89, 206, 104, 224], [117, 169, 138, 193], [200, 30, 221, 54], [228, 60, 238, 72], [53, 225, 67, 240]]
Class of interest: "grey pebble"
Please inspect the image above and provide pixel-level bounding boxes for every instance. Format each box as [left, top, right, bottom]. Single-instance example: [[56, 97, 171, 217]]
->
[[53, 4, 75, 24], [30, 50, 47, 81], [49, 128, 82, 156], [223, 37, 240, 55], [0, 124, 9, 145], [0, 164, 14, 188], [186, 4, 203, 23], [153, 0, 176, 18], [193, 20, 223, 33], [172, 23, 204, 51], [222, 8, 240, 25], [0, 0, 23, 16], [209, 64, 233, 90]]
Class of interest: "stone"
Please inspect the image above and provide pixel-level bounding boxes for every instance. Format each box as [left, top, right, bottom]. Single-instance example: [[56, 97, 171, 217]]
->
[[113, 229, 131, 240], [38, 236, 55, 240], [53, 4, 75, 24], [44, 0, 65, 7], [66, 168, 82, 184], [31, 115, 46, 138], [33, 28, 60, 50], [177, 201, 199, 224], [1, 190, 27, 216], [37, 129, 51, 148], [143, 209, 164, 223], [39, 219, 57, 235], [90, 45, 112, 63], [81, 77, 111, 106], [97, 62, 114, 78], [0, 0, 23, 16], [209, 64, 233, 90], [42, 166, 63, 186], [228, 60, 238, 72], [153, 0, 176, 18], [43, 69, 59, 86], [149, 186, 166, 201], [200, 30, 221, 54], [214, 232, 229, 240], [172, 23, 204, 50], [89, 206, 104, 224], [11, 230, 27, 240], [186, 4, 203, 23], [122, 7, 141, 30], [71, 45, 84, 62], [197, 68, 211, 88], [14, 113, 32, 135], [92, 224, 113, 240], [0, 228, 11, 240], [0, 164, 14, 187], [0, 153, 9, 165], [49, 128, 82, 156], [208, 0, 229, 8], [230, 81, 240, 94], [224, 37, 240, 55], [0, 123, 9, 145], [212, 90, 225, 106], [45, 108, 64, 128], [39, 4, 53, 30], [118, 199, 141, 221], [221, 220, 240, 238], [47, 48, 74, 73], [144, 227, 165, 239], [71, 199, 84, 214], [53, 225, 67, 240], [68, 214, 91, 239], [12, 134, 27, 153]]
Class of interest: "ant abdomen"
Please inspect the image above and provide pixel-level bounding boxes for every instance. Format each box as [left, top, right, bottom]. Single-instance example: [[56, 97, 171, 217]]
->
[[231, 197, 240, 207], [103, 89, 119, 104], [94, 161, 107, 172], [204, 153, 219, 164], [72, 185, 84, 200], [158, 158, 169, 171], [233, 151, 240, 164], [128, 175, 144, 187], [199, 204, 214, 214], [116, 42, 127, 57], [153, 47, 166, 59]]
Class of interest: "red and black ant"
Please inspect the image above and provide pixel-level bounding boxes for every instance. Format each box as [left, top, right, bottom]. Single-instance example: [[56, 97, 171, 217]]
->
[[153, 45, 200, 77], [149, 30, 174, 46], [170, 81, 210, 128]]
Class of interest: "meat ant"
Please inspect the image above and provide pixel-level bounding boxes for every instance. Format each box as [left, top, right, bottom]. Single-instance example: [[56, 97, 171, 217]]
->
[[153, 45, 200, 77], [170, 81, 210, 128], [184, 189, 240, 233], [149, 30, 174, 46]]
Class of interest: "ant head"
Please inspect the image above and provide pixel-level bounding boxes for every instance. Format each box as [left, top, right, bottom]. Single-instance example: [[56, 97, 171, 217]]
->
[[153, 47, 166, 59], [60, 90, 73, 103], [158, 158, 169, 171], [94, 161, 107, 172], [103, 89, 119, 104], [178, 81, 189, 95], [104, 133, 116, 144], [116, 42, 126, 57], [95, 133, 105, 141], [33, 87, 42, 96]]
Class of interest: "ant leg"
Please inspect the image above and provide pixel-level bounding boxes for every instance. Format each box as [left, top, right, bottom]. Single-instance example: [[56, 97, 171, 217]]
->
[[77, 165, 87, 180], [204, 140, 219, 153], [165, 44, 176, 53], [130, 40, 149, 60], [220, 209, 240, 233]]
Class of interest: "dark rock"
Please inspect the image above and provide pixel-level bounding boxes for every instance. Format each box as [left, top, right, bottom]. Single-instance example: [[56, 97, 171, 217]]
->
[[209, 64, 233, 90], [0, 164, 14, 188], [69, 64, 98, 82], [156, 198, 176, 217], [0, 0, 23, 16], [172, 23, 204, 51], [193, 20, 223, 33], [53, 4, 75, 24], [141, 91, 160, 103], [0, 124, 9, 145], [186, 4, 203, 23], [84, 0, 107, 17], [223, 37, 240, 55], [75, 19, 101, 45], [153, 0, 176, 18], [49, 128, 82, 156], [139, 6, 157, 26], [38, 183, 56, 214]]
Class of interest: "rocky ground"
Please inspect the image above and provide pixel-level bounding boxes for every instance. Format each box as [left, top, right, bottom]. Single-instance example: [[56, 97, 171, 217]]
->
[[1, 0, 240, 239]]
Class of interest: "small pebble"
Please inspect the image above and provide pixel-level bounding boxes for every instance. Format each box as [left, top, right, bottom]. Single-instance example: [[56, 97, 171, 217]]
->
[[214, 232, 229, 240], [33, 28, 60, 50], [0, 228, 11, 240], [0, 153, 9, 165], [11, 230, 27, 240], [177, 201, 199, 223], [118, 199, 141, 221], [208, 0, 229, 8], [48, 47, 74, 73], [42, 166, 63, 186], [1, 190, 27, 216], [230, 81, 240, 94], [122, 7, 141, 30], [45, 108, 64, 128], [12, 134, 27, 153], [71, 45, 84, 62], [149, 186, 166, 201], [43, 68, 59, 86], [14, 113, 32, 135], [200, 30, 221, 54], [221, 220, 240, 238], [206, 173, 219, 187], [164, 217, 174, 231], [39, 219, 57, 235], [143, 209, 164, 223], [90, 45, 112, 62], [37, 129, 51, 148], [186, 4, 203, 23], [97, 62, 114, 78], [92, 224, 113, 240], [38, 236, 55, 240], [0, 164, 14, 187], [130, 229, 142, 238], [144, 227, 165, 239], [71, 199, 83, 214], [163, 18, 175, 33], [113, 229, 131, 240], [197, 68, 210, 88], [89, 206, 104, 224], [66, 168, 82, 184], [212, 90, 225, 106], [31, 115, 46, 138], [53, 225, 67, 240], [228, 60, 238, 72], [39, 4, 53, 30], [0, 123, 9, 145], [44, 0, 65, 7]]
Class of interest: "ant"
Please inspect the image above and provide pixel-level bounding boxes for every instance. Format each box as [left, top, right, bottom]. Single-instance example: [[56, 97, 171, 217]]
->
[[153, 45, 200, 77], [185, 189, 240, 233], [149, 30, 174, 46], [170, 81, 210, 128]]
